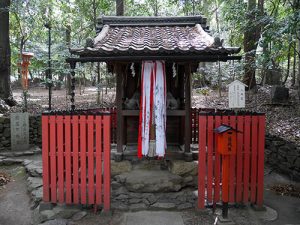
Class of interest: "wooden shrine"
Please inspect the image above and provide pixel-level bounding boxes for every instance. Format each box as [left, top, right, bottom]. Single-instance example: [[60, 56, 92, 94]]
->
[[67, 16, 241, 160]]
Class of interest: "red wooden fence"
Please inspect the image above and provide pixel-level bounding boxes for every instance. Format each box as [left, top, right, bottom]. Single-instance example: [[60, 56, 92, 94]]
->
[[198, 112, 265, 208], [42, 112, 111, 211]]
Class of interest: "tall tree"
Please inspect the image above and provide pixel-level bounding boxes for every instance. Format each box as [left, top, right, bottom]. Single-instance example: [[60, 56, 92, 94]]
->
[[116, 0, 124, 16], [243, 0, 264, 89], [0, 0, 15, 105]]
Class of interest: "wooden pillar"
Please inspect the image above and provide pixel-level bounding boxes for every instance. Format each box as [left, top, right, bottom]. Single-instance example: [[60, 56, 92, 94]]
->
[[115, 63, 124, 154], [185, 63, 191, 153]]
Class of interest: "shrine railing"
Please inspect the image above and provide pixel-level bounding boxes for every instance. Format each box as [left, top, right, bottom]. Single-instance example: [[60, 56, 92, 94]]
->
[[197, 111, 265, 209], [42, 111, 111, 211]]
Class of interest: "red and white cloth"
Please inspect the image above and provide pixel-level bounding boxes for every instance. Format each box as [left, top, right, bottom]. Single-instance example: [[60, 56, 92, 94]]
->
[[138, 61, 167, 158]]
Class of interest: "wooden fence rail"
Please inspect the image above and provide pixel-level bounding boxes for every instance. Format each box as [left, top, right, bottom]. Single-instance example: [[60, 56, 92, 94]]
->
[[42, 113, 111, 211], [197, 112, 265, 208]]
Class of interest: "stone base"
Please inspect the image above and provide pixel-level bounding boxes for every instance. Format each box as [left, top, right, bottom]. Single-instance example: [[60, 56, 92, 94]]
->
[[184, 152, 193, 162], [251, 204, 266, 211], [39, 202, 55, 212], [114, 152, 123, 162], [217, 216, 235, 225]]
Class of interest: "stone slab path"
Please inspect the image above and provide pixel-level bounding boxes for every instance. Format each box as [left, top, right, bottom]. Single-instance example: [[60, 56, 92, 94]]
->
[[123, 211, 184, 225], [0, 165, 32, 225]]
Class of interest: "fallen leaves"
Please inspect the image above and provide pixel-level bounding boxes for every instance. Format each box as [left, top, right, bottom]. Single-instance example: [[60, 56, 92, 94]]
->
[[0, 172, 11, 186]]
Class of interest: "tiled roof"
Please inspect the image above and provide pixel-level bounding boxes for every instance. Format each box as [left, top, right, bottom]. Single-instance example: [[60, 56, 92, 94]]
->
[[70, 16, 240, 57]]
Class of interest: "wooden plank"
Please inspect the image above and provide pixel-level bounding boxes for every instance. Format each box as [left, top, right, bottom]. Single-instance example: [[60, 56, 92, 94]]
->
[[221, 115, 229, 203], [87, 115, 95, 204], [72, 116, 79, 204], [49, 116, 57, 203], [214, 115, 222, 203], [57, 116, 64, 203], [198, 115, 207, 209], [207, 115, 214, 203], [80, 116, 87, 204], [42, 115, 50, 202], [256, 115, 265, 206], [64, 116, 72, 204], [184, 64, 191, 152], [229, 115, 236, 203], [250, 116, 258, 203], [243, 115, 251, 203], [103, 115, 111, 212], [236, 115, 244, 203], [116, 64, 124, 153], [95, 116, 102, 205]]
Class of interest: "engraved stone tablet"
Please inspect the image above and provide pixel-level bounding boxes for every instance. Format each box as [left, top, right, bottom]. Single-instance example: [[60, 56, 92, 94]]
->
[[228, 80, 247, 109], [11, 112, 29, 151]]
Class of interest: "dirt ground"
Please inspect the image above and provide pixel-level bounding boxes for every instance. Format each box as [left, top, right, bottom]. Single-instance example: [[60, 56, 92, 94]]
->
[[0, 165, 32, 225]]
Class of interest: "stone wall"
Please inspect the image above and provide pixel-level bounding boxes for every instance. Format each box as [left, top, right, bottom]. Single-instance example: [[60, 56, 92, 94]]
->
[[110, 160, 198, 210], [265, 134, 300, 181], [0, 115, 42, 151]]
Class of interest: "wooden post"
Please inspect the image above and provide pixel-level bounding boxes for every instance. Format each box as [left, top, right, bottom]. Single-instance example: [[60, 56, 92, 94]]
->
[[115, 64, 124, 156], [184, 63, 191, 155]]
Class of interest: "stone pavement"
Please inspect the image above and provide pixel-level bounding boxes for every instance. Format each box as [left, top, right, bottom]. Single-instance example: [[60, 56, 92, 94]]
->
[[123, 211, 184, 225]]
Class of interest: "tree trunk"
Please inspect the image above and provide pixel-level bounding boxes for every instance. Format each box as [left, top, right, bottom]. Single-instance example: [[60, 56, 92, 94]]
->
[[0, 0, 15, 106], [116, 0, 124, 16], [298, 39, 300, 101], [283, 42, 292, 85], [243, 0, 264, 89], [292, 41, 296, 86]]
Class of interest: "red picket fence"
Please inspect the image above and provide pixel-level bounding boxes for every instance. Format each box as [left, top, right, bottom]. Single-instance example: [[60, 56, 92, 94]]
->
[[42, 112, 111, 211], [87, 108, 117, 143], [197, 112, 265, 208]]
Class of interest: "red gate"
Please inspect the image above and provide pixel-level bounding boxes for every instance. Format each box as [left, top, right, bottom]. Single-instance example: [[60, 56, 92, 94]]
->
[[42, 112, 111, 211], [198, 112, 265, 208]]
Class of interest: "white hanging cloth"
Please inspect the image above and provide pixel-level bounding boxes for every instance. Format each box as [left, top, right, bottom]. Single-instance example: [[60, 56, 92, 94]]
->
[[138, 61, 167, 158]]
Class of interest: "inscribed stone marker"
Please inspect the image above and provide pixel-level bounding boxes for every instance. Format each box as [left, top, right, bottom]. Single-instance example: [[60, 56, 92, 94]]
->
[[11, 112, 29, 151]]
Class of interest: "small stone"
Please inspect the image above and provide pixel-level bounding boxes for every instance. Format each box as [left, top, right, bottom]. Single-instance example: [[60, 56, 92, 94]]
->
[[111, 160, 132, 176], [70, 211, 87, 221], [111, 181, 122, 189], [169, 160, 198, 176], [129, 203, 147, 211], [146, 194, 157, 204], [115, 194, 128, 200], [151, 202, 176, 209], [129, 198, 142, 204], [177, 203, 192, 210], [111, 202, 128, 210], [38, 219, 68, 225], [27, 177, 43, 191], [183, 176, 193, 183]]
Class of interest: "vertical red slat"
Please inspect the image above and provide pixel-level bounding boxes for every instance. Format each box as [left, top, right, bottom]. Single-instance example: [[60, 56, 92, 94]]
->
[[256, 115, 265, 206], [95, 116, 102, 205], [72, 116, 79, 204], [229, 115, 236, 203], [250, 116, 258, 203], [87, 115, 95, 204], [214, 115, 222, 203], [65, 116, 72, 204], [49, 116, 57, 203], [243, 115, 251, 203], [198, 115, 207, 209], [57, 116, 64, 203], [236, 115, 244, 203], [42, 115, 50, 202], [103, 115, 111, 212], [221, 116, 229, 202], [80, 116, 87, 204], [207, 116, 214, 203]]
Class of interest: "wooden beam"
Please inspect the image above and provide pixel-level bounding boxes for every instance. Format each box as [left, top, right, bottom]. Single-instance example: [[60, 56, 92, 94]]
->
[[185, 63, 191, 153], [115, 63, 124, 153], [66, 55, 242, 63]]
